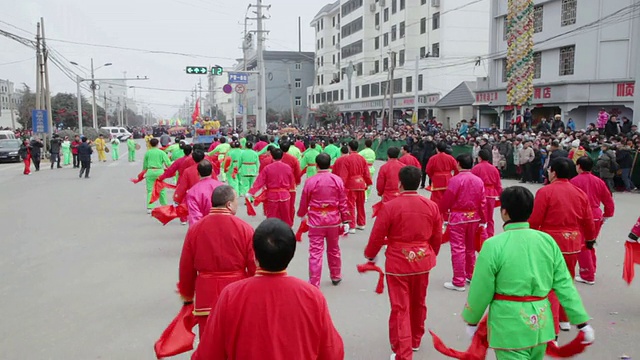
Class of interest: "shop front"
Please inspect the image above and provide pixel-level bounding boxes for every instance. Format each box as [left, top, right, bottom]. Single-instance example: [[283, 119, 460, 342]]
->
[[339, 93, 440, 129]]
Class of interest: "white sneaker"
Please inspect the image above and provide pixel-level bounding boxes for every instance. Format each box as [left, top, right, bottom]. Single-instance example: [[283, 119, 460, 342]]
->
[[465, 278, 472, 284], [146, 209, 152, 214], [412, 347, 420, 352], [390, 354, 396, 360], [348, 228, 356, 234], [559, 322, 571, 331], [575, 275, 595, 285], [180, 221, 188, 226], [356, 225, 366, 230], [444, 282, 466, 292]]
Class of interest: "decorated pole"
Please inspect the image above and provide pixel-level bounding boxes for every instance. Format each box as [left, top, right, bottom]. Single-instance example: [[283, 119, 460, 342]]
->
[[506, 0, 534, 123]]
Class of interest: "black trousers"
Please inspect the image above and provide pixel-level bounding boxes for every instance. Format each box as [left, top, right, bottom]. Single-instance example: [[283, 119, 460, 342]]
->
[[50, 153, 60, 168], [79, 160, 91, 178], [521, 162, 532, 182], [73, 154, 79, 168], [420, 162, 428, 187], [32, 154, 41, 171]]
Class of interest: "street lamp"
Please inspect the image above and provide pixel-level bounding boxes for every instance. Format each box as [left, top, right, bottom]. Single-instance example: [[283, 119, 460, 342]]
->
[[71, 59, 112, 130]]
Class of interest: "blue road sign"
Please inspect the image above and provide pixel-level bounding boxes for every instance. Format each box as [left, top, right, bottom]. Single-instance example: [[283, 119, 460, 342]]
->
[[32, 110, 49, 133], [228, 72, 249, 84], [238, 104, 244, 114]]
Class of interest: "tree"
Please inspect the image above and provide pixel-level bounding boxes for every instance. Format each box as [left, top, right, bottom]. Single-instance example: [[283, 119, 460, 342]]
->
[[317, 103, 340, 126], [266, 108, 279, 123], [17, 85, 36, 129]]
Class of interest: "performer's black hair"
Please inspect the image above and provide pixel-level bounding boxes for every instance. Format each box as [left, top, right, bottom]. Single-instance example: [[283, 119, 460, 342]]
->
[[219, 137, 226, 144], [246, 142, 253, 149], [279, 141, 291, 152], [182, 144, 193, 156], [271, 148, 284, 160], [500, 186, 534, 222], [192, 149, 205, 163], [348, 140, 359, 151], [456, 153, 473, 170], [387, 146, 400, 159], [340, 145, 349, 154], [436, 141, 447, 153], [399, 166, 421, 191], [316, 153, 331, 170], [576, 156, 594, 172], [197, 159, 213, 177], [150, 138, 159, 147], [402, 145, 411, 153], [549, 157, 575, 179], [365, 139, 373, 147], [253, 218, 296, 272], [478, 149, 491, 161]]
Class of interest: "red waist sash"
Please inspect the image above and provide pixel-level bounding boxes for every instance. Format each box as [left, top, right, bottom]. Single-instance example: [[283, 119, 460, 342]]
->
[[310, 205, 338, 212], [493, 293, 548, 302]]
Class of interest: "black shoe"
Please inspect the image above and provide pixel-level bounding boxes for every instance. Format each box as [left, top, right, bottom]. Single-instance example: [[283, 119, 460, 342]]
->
[[331, 279, 342, 286], [57, 166, 62, 169], [85, 176, 89, 178]]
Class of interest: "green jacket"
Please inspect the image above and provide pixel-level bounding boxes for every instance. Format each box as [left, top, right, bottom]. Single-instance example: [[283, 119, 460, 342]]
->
[[238, 149, 259, 177], [288, 146, 302, 160], [143, 148, 171, 170], [164, 143, 184, 161], [257, 142, 279, 156], [209, 143, 231, 158], [301, 147, 321, 175], [225, 148, 243, 174], [462, 222, 590, 350], [359, 148, 376, 168], [323, 144, 341, 164], [127, 139, 137, 151]]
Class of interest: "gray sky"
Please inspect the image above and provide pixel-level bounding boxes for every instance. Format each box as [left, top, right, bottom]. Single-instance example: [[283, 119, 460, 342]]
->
[[0, 0, 320, 118]]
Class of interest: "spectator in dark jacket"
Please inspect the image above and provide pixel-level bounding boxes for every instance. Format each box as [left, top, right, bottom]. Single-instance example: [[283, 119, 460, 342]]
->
[[29, 138, 44, 171], [548, 140, 569, 162], [551, 115, 565, 133], [536, 118, 551, 133], [616, 145, 635, 191], [420, 135, 436, 188], [604, 116, 621, 138], [77, 137, 93, 179], [620, 117, 632, 135], [49, 134, 62, 169]]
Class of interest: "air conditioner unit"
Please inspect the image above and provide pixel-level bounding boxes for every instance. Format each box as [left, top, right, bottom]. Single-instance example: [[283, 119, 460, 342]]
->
[[431, 0, 440, 7], [380, 0, 386, 7], [370, 3, 377, 12]]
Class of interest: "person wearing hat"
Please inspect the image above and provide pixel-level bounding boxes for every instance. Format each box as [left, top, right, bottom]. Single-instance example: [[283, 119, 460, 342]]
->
[[49, 134, 63, 169], [551, 114, 565, 133], [595, 143, 617, 193], [568, 139, 585, 164]]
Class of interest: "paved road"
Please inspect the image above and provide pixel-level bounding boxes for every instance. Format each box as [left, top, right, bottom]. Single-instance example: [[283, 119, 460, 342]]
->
[[1, 142, 639, 359]]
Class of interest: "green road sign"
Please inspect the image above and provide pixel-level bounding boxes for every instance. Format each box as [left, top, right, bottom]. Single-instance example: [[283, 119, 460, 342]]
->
[[186, 66, 208, 74], [211, 66, 224, 76]]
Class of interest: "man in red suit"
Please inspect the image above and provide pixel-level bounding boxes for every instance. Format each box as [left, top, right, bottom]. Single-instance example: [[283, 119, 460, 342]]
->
[[399, 145, 421, 168], [439, 153, 486, 292], [173, 150, 213, 206], [471, 149, 503, 238], [376, 147, 405, 203], [178, 185, 256, 339], [425, 142, 459, 214], [570, 156, 615, 285], [157, 144, 194, 184], [248, 148, 297, 227], [332, 140, 372, 233], [529, 157, 596, 334], [279, 141, 302, 221], [258, 145, 274, 173], [194, 218, 344, 360], [365, 166, 443, 360]]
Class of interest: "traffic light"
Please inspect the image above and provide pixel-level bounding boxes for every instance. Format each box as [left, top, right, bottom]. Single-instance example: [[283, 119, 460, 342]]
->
[[186, 66, 207, 74], [211, 66, 224, 76]]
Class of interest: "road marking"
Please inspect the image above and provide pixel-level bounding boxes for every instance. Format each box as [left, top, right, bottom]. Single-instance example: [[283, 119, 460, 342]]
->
[[108, 161, 121, 167]]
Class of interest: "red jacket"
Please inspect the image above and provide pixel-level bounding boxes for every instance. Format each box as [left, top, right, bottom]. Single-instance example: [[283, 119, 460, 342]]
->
[[426, 152, 459, 191], [249, 161, 296, 202], [399, 154, 421, 168], [174, 163, 218, 203], [471, 160, 503, 198], [529, 179, 596, 253], [178, 208, 256, 315], [365, 191, 443, 275], [295, 140, 306, 153], [332, 152, 372, 191], [282, 153, 302, 185], [376, 158, 404, 203], [259, 153, 273, 174], [71, 140, 81, 155], [570, 172, 615, 221]]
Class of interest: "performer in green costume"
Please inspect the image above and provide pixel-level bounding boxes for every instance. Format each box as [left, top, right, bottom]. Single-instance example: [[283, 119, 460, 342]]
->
[[461, 186, 594, 360], [300, 141, 321, 178], [358, 139, 376, 200], [237, 141, 259, 196], [143, 138, 171, 213], [225, 141, 243, 193], [287, 142, 302, 160], [127, 138, 137, 162], [164, 137, 185, 162], [208, 137, 231, 182], [61, 137, 71, 166], [110, 137, 120, 161], [323, 138, 341, 165]]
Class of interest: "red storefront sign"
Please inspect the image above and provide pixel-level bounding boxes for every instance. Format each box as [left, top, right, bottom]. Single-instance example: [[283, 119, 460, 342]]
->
[[533, 87, 552, 100], [475, 92, 498, 102], [616, 83, 635, 97]]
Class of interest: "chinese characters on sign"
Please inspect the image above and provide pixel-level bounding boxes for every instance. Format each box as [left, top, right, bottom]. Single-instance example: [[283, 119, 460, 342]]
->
[[533, 87, 552, 100], [616, 83, 635, 97], [31, 110, 49, 134], [228, 72, 249, 84], [475, 92, 498, 103]]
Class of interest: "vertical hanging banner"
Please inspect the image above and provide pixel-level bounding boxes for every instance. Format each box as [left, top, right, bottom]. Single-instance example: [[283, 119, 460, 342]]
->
[[506, 0, 534, 107]]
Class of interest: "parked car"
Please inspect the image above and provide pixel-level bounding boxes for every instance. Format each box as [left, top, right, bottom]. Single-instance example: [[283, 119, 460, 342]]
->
[[101, 127, 132, 141], [0, 139, 22, 162], [0, 130, 17, 140]]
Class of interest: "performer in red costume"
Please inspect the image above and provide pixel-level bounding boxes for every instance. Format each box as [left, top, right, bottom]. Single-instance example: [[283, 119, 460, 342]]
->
[[248, 148, 296, 227], [173, 150, 209, 205], [193, 218, 344, 360], [178, 185, 256, 339], [297, 153, 350, 288], [185, 160, 224, 225], [157, 144, 194, 183], [529, 157, 596, 334], [258, 145, 274, 173], [376, 147, 405, 203], [332, 140, 372, 233], [425, 141, 458, 214], [280, 141, 303, 221], [364, 166, 442, 360], [570, 156, 615, 285], [398, 145, 421, 168], [471, 149, 503, 238], [439, 153, 486, 292]]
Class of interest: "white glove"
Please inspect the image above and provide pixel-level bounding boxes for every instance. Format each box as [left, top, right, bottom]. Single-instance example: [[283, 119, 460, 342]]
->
[[465, 325, 478, 339], [602, 217, 611, 223], [480, 223, 488, 229], [579, 324, 595, 344], [343, 223, 350, 235]]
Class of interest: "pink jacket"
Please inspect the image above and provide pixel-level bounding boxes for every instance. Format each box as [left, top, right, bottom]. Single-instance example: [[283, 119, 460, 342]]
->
[[253, 141, 268, 152], [570, 172, 615, 221], [297, 170, 350, 227], [439, 171, 486, 225], [597, 111, 608, 129], [185, 177, 224, 225], [471, 160, 503, 199]]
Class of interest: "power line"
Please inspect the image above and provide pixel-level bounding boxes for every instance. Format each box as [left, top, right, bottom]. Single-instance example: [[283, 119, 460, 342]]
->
[[0, 57, 34, 66]]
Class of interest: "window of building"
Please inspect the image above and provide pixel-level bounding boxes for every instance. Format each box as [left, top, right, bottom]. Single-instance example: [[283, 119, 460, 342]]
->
[[374, 60, 380, 73], [340, 89, 344, 100], [406, 76, 412, 93], [315, 93, 321, 103], [295, 78, 302, 88], [375, 13, 380, 27], [295, 97, 302, 106], [383, 57, 389, 71], [533, 5, 543, 33], [332, 16, 335, 28], [371, 82, 380, 96], [321, 19, 324, 30], [418, 74, 423, 90], [355, 86, 360, 99], [393, 78, 403, 93], [421, 0, 427, 4], [399, 49, 405, 66], [321, 74, 324, 85], [341, 16, 363, 39], [342, 0, 364, 17], [559, 45, 575, 76], [321, 38, 324, 48], [533, 52, 541, 79], [431, 42, 440, 57], [391, 25, 397, 41], [321, 56, 324, 66], [561, 0, 577, 26], [333, 35, 336, 45], [341, 40, 363, 59], [501, 58, 508, 83], [399, 21, 405, 38], [420, 17, 426, 34], [362, 84, 370, 98], [333, 90, 339, 101], [384, 32, 389, 46], [375, 36, 380, 50], [327, 92, 333, 102], [420, 46, 426, 58], [332, 54, 336, 64], [392, 0, 397, 14], [356, 62, 363, 76], [317, 40, 320, 50], [321, 92, 326, 102], [296, 62, 301, 70], [400, 0, 405, 10], [384, 8, 389, 22], [432, 12, 440, 30], [503, 16, 509, 41], [381, 81, 388, 95]]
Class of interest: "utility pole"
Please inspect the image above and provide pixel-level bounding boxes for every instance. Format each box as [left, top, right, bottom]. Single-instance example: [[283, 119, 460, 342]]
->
[[9, 93, 16, 130], [77, 75, 83, 134], [242, 15, 250, 132], [123, 98, 128, 127], [35, 23, 42, 111], [287, 67, 295, 125], [41, 18, 53, 140], [90, 59, 99, 128], [256, 0, 269, 133], [389, 51, 396, 129], [104, 93, 108, 126], [413, 55, 420, 129], [117, 99, 121, 126]]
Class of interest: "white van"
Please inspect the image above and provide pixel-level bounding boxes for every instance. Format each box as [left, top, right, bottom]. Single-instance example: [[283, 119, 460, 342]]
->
[[101, 127, 132, 141], [0, 130, 16, 140]]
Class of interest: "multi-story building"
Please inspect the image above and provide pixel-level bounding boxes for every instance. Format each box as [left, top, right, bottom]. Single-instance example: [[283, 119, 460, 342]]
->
[[476, 0, 639, 129], [308, 0, 490, 128], [0, 79, 19, 129]]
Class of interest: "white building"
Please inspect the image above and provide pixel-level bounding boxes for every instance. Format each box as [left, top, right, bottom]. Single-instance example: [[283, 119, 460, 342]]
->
[[476, 0, 639, 129], [0, 79, 19, 129], [308, 0, 490, 128]]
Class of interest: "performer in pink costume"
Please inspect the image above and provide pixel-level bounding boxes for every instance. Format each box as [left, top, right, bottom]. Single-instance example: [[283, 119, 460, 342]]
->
[[470, 149, 503, 238], [297, 153, 350, 287], [185, 160, 224, 225]]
